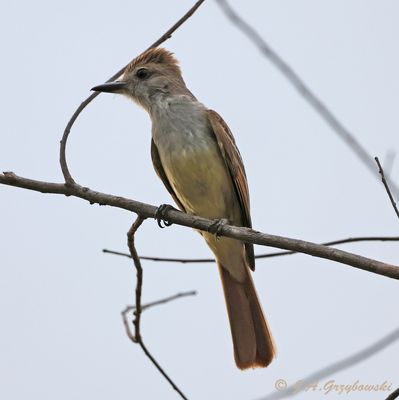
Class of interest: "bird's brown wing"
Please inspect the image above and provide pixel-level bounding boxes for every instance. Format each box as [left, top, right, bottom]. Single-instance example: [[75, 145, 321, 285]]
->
[[206, 109, 255, 271], [151, 139, 186, 212]]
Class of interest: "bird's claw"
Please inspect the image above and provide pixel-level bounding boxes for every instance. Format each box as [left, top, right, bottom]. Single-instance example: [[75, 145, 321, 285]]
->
[[207, 218, 229, 241], [154, 204, 175, 228]]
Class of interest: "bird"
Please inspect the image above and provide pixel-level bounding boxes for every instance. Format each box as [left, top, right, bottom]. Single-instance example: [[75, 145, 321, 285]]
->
[[92, 48, 275, 369]]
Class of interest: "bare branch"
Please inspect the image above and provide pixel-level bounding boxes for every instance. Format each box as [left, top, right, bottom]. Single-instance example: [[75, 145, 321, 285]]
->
[[103, 235, 399, 264], [127, 216, 145, 342], [59, 0, 205, 184], [260, 326, 399, 400], [375, 157, 399, 220], [387, 387, 399, 400], [215, 0, 399, 198], [105, 249, 214, 264], [123, 216, 189, 400], [145, 1, 205, 51], [1, 171, 399, 280]]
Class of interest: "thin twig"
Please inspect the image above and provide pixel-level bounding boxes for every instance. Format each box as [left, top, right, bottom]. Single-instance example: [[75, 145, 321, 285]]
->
[[375, 157, 399, 219], [123, 291, 197, 315], [1, 171, 399, 280], [59, 0, 205, 184], [105, 249, 214, 264], [127, 216, 145, 342], [259, 326, 399, 400], [215, 0, 399, 198], [124, 216, 189, 400], [386, 387, 399, 400], [103, 235, 399, 264]]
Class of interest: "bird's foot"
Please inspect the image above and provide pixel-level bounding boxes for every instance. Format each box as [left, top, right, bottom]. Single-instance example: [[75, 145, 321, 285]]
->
[[154, 204, 176, 228], [207, 218, 229, 241]]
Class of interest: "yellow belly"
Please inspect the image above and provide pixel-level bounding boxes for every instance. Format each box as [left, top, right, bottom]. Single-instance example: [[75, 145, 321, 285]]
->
[[161, 142, 240, 222], [162, 143, 247, 281]]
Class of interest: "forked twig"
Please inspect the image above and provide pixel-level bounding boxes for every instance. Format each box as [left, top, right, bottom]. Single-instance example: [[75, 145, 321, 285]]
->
[[122, 291, 197, 316], [125, 216, 189, 400]]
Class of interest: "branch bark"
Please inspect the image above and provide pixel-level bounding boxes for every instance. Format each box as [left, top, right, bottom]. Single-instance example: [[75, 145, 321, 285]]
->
[[1, 171, 398, 280]]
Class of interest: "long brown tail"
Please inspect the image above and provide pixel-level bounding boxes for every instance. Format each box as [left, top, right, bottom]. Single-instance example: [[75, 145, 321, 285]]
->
[[218, 263, 275, 369]]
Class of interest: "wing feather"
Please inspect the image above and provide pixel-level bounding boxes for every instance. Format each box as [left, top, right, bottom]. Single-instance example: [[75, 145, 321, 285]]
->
[[206, 110, 255, 270], [151, 139, 186, 212]]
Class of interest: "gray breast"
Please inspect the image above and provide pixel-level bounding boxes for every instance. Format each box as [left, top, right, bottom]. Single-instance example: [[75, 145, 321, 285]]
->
[[151, 98, 211, 149], [150, 97, 236, 219]]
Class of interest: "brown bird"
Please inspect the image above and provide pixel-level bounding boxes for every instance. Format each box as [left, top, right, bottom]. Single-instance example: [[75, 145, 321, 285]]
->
[[92, 48, 275, 369]]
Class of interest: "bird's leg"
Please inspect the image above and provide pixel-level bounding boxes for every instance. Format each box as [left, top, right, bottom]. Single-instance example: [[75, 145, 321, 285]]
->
[[154, 204, 176, 228], [207, 218, 229, 241]]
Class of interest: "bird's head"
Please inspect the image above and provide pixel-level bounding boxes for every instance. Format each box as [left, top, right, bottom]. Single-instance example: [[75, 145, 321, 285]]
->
[[92, 48, 189, 111]]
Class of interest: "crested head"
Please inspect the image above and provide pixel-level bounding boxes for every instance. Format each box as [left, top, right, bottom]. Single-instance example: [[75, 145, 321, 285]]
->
[[124, 48, 181, 76], [118, 47, 194, 111], [91, 47, 195, 113]]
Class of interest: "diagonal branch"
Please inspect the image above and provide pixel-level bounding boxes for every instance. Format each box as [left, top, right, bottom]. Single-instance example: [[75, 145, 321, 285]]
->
[[1, 171, 398, 280], [259, 326, 399, 400], [102, 235, 399, 264], [386, 387, 399, 400], [375, 157, 399, 220], [123, 216, 189, 400], [215, 0, 399, 198], [59, 0, 205, 184]]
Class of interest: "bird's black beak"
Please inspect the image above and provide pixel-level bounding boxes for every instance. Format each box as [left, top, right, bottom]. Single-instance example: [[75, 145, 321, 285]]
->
[[91, 81, 127, 93]]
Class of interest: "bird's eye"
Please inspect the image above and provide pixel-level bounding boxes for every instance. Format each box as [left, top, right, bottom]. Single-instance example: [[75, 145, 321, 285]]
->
[[136, 68, 149, 79]]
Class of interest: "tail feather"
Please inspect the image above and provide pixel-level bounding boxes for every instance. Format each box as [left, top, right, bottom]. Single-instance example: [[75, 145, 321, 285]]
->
[[218, 263, 275, 369]]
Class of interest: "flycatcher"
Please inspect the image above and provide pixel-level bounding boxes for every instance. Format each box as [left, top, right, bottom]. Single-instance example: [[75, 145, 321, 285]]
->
[[92, 48, 275, 369]]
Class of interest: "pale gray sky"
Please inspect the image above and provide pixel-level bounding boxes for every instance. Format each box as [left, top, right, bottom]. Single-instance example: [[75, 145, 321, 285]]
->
[[1, 1, 398, 399]]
